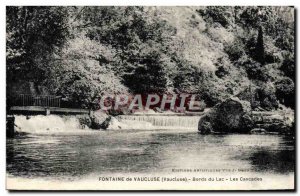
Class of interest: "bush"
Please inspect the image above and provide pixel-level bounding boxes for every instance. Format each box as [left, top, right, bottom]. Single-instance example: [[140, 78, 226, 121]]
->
[[200, 80, 230, 107], [280, 55, 295, 81], [215, 66, 228, 78], [224, 40, 245, 62], [256, 82, 278, 110], [214, 57, 231, 78], [264, 35, 282, 64], [237, 82, 279, 111], [197, 7, 233, 28], [275, 78, 295, 109], [241, 59, 269, 81]]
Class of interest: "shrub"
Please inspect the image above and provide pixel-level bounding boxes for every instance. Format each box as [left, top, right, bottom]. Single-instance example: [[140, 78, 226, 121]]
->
[[224, 40, 245, 62], [241, 59, 269, 81], [197, 7, 233, 28], [255, 84, 279, 111], [237, 82, 279, 111], [280, 55, 295, 81], [214, 57, 231, 78], [275, 77, 295, 109]]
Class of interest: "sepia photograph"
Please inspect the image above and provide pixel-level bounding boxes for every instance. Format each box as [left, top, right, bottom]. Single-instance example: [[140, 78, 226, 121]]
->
[[6, 5, 295, 191]]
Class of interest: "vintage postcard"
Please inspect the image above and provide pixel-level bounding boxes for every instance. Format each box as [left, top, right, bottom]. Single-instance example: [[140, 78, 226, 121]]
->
[[6, 6, 295, 191]]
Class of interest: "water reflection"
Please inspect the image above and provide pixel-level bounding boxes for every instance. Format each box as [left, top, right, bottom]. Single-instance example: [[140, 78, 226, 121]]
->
[[249, 136, 295, 173], [7, 130, 294, 180]]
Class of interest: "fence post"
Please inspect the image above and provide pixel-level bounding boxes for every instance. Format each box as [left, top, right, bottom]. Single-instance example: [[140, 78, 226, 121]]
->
[[6, 115, 15, 138]]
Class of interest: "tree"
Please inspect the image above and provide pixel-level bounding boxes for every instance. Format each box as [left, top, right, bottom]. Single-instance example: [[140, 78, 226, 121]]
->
[[49, 35, 128, 109], [6, 6, 69, 109], [123, 50, 168, 94], [6, 6, 69, 83], [255, 26, 265, 65]]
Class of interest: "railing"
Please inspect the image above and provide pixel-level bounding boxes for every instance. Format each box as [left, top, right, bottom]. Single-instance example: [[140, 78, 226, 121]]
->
[[13, 94, 61, 108]]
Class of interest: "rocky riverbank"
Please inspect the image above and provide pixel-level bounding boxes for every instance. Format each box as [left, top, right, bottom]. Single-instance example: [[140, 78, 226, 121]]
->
[[79, 97, 294, 135], [198, 97, 294, 135]]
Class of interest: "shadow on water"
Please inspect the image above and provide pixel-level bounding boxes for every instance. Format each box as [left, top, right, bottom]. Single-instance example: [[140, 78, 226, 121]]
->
[[7, 137, 46, 178], [249, 149, 294, 173], [249, 136, 295, 174]]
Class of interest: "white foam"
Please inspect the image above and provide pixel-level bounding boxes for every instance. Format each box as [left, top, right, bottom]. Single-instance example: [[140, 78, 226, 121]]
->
[[14, 114, 200, 134], [107, 117, 155, 130], [117, 115, 200, 128], [14, 115, 83, 133]]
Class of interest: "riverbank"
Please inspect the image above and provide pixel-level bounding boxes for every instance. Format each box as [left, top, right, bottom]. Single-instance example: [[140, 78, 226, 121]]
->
[[9, 97, 294, 136], [198, 98, 294, 136]]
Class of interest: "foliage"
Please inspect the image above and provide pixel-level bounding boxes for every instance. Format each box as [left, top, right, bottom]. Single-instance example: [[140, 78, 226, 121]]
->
[[239, 59, 269, 81], [254, 82, 279, 110], [197, 7, 233, 28], [49, 36, 128, 109], [237, 82, 279, 111], [123, 50, 168, 94], [280, 54, 295, 81], [224, 39, 245, 62], [6, 6, 295, 111], [254, 26, 265, 65], [275, 77, 295, 109], [6, 6, 69, 83]]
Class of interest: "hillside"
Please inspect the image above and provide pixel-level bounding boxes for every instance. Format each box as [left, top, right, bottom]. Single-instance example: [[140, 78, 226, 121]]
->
[[6, 6, 295, 111]]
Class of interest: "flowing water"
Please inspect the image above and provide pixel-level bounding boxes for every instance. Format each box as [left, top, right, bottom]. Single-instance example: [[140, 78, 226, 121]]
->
[[117, 115, 200, 128], [7, 115, 295, 189]]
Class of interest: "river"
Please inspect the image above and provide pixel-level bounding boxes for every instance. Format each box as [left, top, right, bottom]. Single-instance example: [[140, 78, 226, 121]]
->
[[6, 115, 295, 190]]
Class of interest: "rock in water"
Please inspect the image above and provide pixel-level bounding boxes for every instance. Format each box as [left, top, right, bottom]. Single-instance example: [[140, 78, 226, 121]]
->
[[198, 115, 213, 134], [250, 128, 267, 134], [77, 114, 92, 128], [198, 98, 252, 134], [90, 110, 110, 129]]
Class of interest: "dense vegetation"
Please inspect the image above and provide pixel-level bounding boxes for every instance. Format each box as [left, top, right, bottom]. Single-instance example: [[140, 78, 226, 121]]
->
[[7, 6, 295, 111]]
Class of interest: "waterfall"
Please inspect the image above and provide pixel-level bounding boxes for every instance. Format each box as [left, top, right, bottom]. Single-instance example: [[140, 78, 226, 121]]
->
[[117, 115, 201, 129], [14, 115, 83, 134], [14, 114, 202, 133]]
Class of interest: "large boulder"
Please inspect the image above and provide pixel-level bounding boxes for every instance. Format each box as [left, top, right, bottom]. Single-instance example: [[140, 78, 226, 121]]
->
[[90, 110, 111, 130], [198, 97, 253, 134]]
